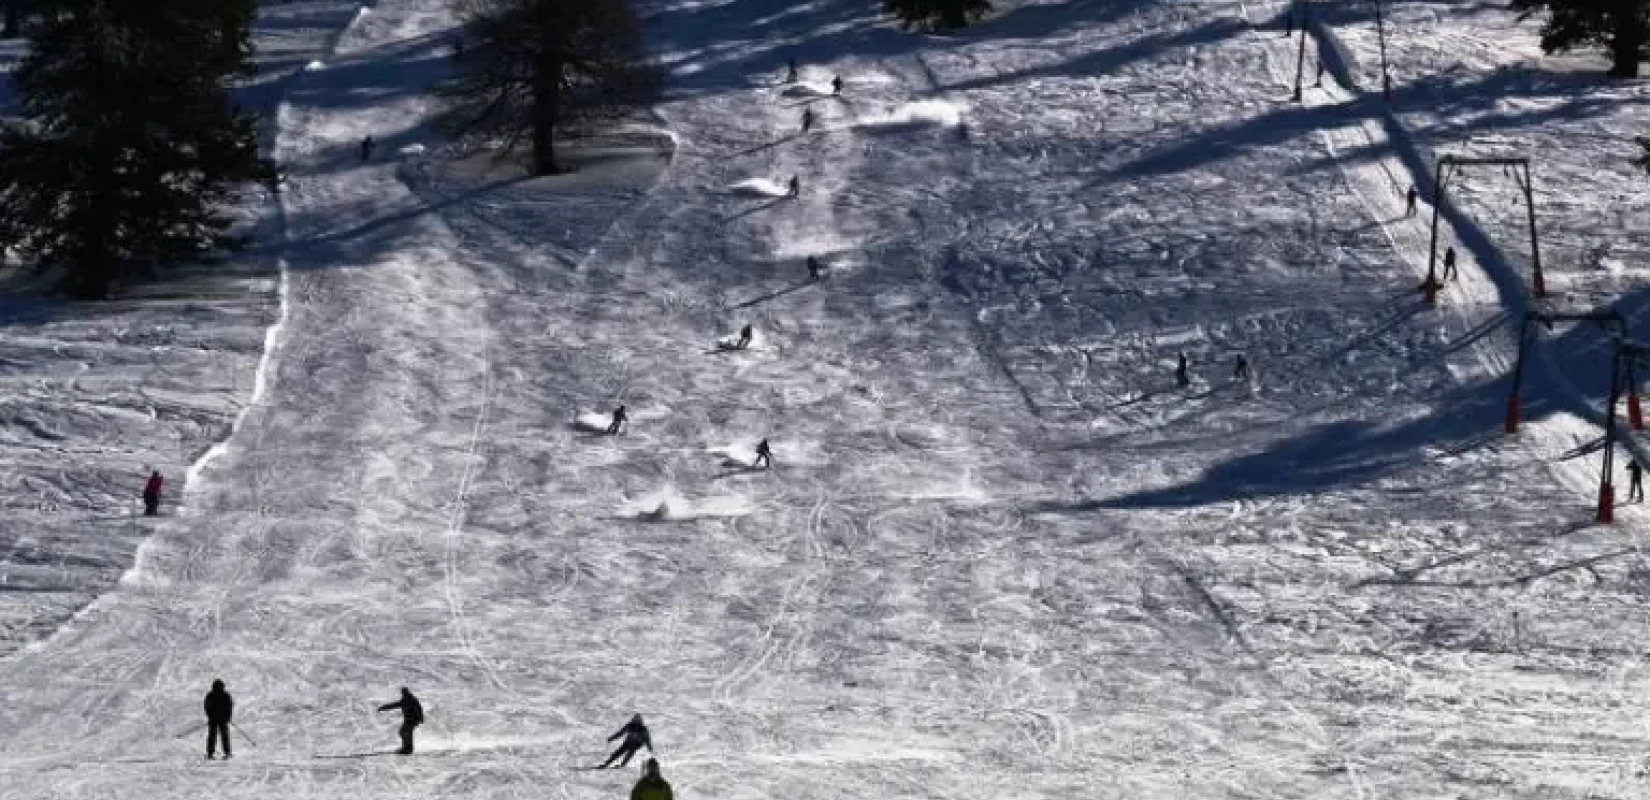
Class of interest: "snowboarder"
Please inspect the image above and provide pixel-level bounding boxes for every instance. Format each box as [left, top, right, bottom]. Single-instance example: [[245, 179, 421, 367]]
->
[[735, 324, 753, 350], [832, 75, 843, 96], [1233, 354, 1250, 381], [801, 107, 814, 134], [1442, 246, 1458, 281], [806, 255, 823, 280], [600, 714, 653, 769], [142, 470, 164, 517], [1630, 459, 1644, 503], [1404, 185, 1418, 217], [1175, 353, 1190, 388], [631, 758, 674, 800], [377, 687, 424, 755], [788, 175, 800, 197], [606, 405, 628, 435], [204, 679, 233, 760], [360, 135, 375, 163], [785, 59, 798, 83], [754, 438, 773, 469]]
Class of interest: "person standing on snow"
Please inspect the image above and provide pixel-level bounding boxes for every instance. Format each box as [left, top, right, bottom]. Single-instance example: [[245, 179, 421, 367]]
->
[[735, 324, 753, 350], [204, 679, 234, 760], [806, 255, 823, 281], [754, 439, 773, 469], [1233, 354, 1250, 382], [607, 405, 628, 435], [785, 59, 798, 83], [1175, 353, 1190, 388], [788, 175, 800, 197], [631, 758, 674, 800], [1630, 459, 1644, 503], [832, 75, 843, 95], [143, 470, 164, 517], [1442, 246, 1458, 282], [1405, 185, 1418, 217], [600, 714, 653, 769], [360, 135, 375, 163], [377, 687, 424, 755], [801, 107, 814, 134]]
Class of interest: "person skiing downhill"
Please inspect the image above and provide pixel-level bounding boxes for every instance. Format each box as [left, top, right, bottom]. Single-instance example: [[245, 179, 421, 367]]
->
[[806, 255, 823, 280], [204, 679, 233, 760], [377, 687, 424, 755], [788, 175, 800, 197], [631, 758, 674, 800], [754, 439, 773, 469], [1233, 354, 1250, 381], [832, 75, 843, 95], [735, 324, 753, 350], [142, 470, 164, 517], [801, 107, 814, 133], [1442, 246, 1458, 281], [360, 135, 375, 163], [1405, 185, 1418, 217], [1630, 459, 1645, 503], [600, 715, 653, 769], [1175, 353, 1190, 388], [607, 405, 628, 435]]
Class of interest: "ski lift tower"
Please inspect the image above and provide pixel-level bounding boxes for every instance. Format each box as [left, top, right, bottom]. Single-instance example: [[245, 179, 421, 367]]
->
[[1504, 310, 1626, 434], [1425, 155, 1546, 297]]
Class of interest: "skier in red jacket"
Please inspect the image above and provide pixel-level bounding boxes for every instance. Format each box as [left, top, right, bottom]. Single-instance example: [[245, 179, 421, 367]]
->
[[143, 470, 164, 517]]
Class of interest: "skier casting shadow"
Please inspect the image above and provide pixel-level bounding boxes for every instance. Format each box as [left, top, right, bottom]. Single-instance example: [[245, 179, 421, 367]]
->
[[377, 687, 424, 755], [599, 714, 653, 769], [607, 405, 628, 435]]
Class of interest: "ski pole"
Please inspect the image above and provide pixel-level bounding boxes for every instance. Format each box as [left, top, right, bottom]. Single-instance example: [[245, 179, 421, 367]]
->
[[231, 721, 257, 748]]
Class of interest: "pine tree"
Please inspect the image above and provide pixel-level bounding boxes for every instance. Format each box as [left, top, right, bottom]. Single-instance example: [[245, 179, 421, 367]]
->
[[443, 0, 658, 176], [0, 0, 272, 298], [882, 0, 992, 31], [1512, 0, 1649, 77]]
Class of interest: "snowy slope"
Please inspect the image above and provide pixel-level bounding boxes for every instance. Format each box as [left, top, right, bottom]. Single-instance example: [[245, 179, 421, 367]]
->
[[1, 0, 1650, 799]]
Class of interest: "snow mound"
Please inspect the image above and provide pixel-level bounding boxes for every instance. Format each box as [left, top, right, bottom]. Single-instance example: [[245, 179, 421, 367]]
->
[[304, 60, 326, 72], [729, 178, 789, 198], [621, 487, 752, 521], [781, 83, 832, 98], [861, 100, 968, 131]]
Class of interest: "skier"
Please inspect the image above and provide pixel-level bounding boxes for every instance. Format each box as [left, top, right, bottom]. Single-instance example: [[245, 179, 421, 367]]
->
[[360, 135, 375, 163], [204, 679, 233, 760], [785, 58, 798, 83], [1404, 184, 1418, 217], [142, 470, 164, 517], [377, 687, 424, 755], [1630, 459, 1645, 503], [600, 714, 653, 769], [1233, 354, 1250, 381], [832, 75, 843, 96], [606, 405, 628, 435], [1283, 8, 1293, 36], [754, 438, 773, 469], [1442, 246, 1458, 281], [735, 324, 753, 350], [1314, 61, 1324, 88], [801, 107, 814, 134], [631, 758, 675, 800], [788, 175, 800, 197], [806, 255, 823, 281], [1175, 353, 1190, 388]]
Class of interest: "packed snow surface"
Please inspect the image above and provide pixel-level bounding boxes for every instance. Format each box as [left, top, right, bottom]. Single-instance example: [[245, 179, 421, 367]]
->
[[3, 0, 1650, 798]]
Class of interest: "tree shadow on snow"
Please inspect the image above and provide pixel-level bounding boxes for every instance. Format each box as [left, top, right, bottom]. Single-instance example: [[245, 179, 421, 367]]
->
[[733, 280, 816, 308]]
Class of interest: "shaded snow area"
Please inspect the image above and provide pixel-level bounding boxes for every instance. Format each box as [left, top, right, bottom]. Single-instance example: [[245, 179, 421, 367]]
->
[[2, 0, 1650, 798]]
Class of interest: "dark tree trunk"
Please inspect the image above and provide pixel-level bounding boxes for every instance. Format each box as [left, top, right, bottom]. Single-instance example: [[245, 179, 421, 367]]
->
[[1610, 3, 1644, 76]]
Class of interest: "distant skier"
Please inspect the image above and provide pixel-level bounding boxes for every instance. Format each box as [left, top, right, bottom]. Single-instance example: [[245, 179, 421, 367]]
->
[[1233, 354, 1250, 381], [1404, 185, 1418, 217], [735, 324, 753, 350], [785, 58, 798, 83], [631, 758, 675, 800], [606, 405, 628, 435], [806, 255, 823, 280], [1630, 459, 1645, 503], [204, 679, 233, 760], [1442, 246, 1458, 281], [377, 687, 424, 755], [788, 175, 800, 197], [1314, 61, 1324, 88], [754, 438, 773, 469], [1283, 8, 1293, 36], [360, 135, 375, 163], [600, 714, 653, 769], [801, 107, 814, 133], [832, 75, 843, 95], [1175, 353, 1190, 388], [142, 470, 164, 517]]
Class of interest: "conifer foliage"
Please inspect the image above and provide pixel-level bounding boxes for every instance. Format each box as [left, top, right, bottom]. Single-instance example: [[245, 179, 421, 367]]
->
[[0, 0, 273, 298], [882, 0, 992, 31], [1511, 0, 1649, 77]]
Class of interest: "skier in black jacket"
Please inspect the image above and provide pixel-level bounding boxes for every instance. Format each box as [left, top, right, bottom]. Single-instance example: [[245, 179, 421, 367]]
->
[[600, 714, 652, 769], [204, 679, 233, 760], [378, 687, 424, 755]]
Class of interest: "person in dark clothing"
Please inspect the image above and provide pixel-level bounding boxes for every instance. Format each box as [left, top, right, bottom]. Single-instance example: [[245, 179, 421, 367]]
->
[[832, 75, 843, 95], [1405, 185, 1418, 217], [607, 405, 628, 435], [378, 687, 424, 755], [600, 714, 653, 769], [735, 324, 753, 350], [1233, 354, 1250, 381], [788, 175, 800, 197], [801, 107, 814, 133], [1442, 246, 1458, 281], [806, 255, 823, 280], [360, 135, 375, 163], [143, 470, 164, 517], [754, 439, 773, 469], [1175, 353, 1190, 388], [1283, 9, 1293, 37], [785, 59, 798, 83], [631, 758, 674, 800], [204, 679, 233, 760], [1630, 459, 1645, 503]]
